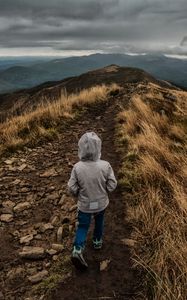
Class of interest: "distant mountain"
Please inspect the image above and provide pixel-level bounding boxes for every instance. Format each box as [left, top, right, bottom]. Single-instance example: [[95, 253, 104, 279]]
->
[[0, 53, 187, 94]]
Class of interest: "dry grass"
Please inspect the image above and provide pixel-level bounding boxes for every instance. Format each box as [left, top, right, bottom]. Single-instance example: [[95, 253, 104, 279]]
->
[[0, 84, 118, 154], [115, 89, 187, 299]]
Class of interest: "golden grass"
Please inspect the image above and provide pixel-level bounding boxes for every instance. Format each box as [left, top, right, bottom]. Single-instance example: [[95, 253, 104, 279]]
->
[[115, 89, 187, 299], [0, 84, 118, 154]]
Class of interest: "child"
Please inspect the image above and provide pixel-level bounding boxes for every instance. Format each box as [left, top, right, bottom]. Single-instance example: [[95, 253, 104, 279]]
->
[[67, 131, 117, 270]]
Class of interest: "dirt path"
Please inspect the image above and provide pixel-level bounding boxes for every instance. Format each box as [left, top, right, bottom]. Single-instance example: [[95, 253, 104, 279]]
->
[[0, 89, 139, 300], [49, 96, 139, 300]]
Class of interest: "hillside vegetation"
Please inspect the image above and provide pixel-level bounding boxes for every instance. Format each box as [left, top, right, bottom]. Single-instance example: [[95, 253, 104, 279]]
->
[[115, 82, 187, 299], [0, 84, 118, 155]]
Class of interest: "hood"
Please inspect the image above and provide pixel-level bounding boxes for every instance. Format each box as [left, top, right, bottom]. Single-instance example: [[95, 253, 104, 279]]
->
[[78, 132, 102, 161]]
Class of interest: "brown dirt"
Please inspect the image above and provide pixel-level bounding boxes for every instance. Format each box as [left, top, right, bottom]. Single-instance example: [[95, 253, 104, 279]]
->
[[0, 86, 141, 300]]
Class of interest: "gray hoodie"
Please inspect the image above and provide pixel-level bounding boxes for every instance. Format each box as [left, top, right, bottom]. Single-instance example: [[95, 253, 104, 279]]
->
[[67, 132, 117, 213]]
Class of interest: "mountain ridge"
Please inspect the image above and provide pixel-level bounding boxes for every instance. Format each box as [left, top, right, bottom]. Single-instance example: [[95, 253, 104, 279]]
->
[[0, 53, 187, 94], [0, 64, 178, 122]]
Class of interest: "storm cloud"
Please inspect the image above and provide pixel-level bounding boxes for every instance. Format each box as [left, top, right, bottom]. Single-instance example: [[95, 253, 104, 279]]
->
[[0, 0, 187, 56]]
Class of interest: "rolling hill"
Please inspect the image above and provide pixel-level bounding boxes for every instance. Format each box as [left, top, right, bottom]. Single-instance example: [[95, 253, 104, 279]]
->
[[0, 53, 187, 94]]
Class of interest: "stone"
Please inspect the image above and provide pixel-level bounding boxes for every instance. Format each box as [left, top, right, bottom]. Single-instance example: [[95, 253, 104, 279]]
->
[[12, 230, 20, 237], [51, 216, 58, 225], [0, 214, 13, 222], [52, 255, 59, 261], [21, 187, 30, 193], [46, 249, 57, 256], [28, 270, 48, 284], [18, 163, 27, 171], [39, 223, 54, 233], [46, 192, 59, 201], [12, 179, 21, 185], [51, 244, 64, 252], [19, 246, 45, 259], [69, 225, 74, 232], [57, 227, 63, 243], [39, 168, 58, 178], [2, 200, 15, 209], [4, 159, 14, 165], [121, 238, 136, 247], [20, 234, 34, 244], [20, 158, 26, 162], [35, 234, 42, 240], [100, 259, 111, 271], [69, 204, 77, 212], [58, 194, 66, 206], [13, 202, 31, 213]]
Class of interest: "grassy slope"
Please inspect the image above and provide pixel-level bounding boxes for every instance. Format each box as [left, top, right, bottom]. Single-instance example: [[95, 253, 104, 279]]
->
[[115, 82, 187, 299], [0, 84, 119, 156]]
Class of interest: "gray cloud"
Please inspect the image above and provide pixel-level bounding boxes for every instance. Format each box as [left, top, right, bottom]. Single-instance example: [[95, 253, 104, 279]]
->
[[0, 0, 187, 56]]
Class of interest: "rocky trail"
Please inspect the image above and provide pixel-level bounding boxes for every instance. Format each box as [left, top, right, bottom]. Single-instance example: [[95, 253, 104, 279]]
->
[[0, 88, 140, 300]]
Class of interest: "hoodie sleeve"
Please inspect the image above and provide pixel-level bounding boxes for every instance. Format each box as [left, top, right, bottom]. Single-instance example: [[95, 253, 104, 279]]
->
[[106, 163, 117, 192], [67, 166, 79, 197]]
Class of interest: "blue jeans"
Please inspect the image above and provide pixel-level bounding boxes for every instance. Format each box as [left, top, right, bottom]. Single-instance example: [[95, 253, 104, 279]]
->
[[73, 209, 105, 249]]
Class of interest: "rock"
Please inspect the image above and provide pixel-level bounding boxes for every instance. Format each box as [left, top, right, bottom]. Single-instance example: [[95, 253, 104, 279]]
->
[[1, 200, 15, 213], [28, 270, 48, 284], [21, 187, 30, 193], [69, 204, 77, 212], [121, 238, 136, 247], [51, 244, 64, 252], [39, 168, 58, 178], [2, 200, 15, 209], [39, 223, 54, 233], [0, 214, 13, 222], [52, 255, 59, 261], [51, 216, 58, 225], [4, 159, 14, 165], [18, 163, 27, 171], [27, 165, 36, 171], [57, 227, 63, 243], [20, 158, 26, 162], [19, 246, 45, 259], [69, 225, 74, 232], [58, 194, 66, 206], [20, 234, 34, 244], [46, 192, 59, 201], [13, 202, 31, 213], [35, 234, 42, 240], [12, 230, 20, 237], [45, 262, 51, 268], [100, 259, 111, 271], [12, 179, 21, 185], [46, 249, 57, 256]]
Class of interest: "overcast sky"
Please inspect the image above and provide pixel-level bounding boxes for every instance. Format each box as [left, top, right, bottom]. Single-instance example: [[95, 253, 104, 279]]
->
[[0, 0, 187, 57]]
